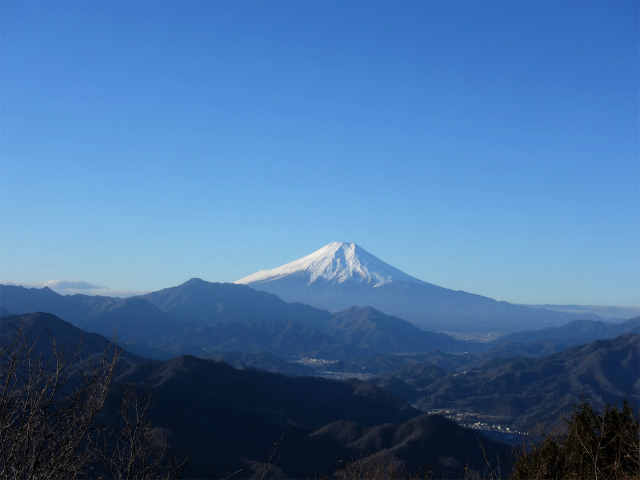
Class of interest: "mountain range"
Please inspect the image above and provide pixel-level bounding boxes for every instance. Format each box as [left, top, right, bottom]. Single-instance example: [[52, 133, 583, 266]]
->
[[407, 333, 640, 432], [484, 316, 640, 358], [235, 242, 602, 331], [2, 241, 638, 478], [0, 279, 471, 360], [1, 312, 512, 478], [4, 311, 636, 474], [2, 270, 635, 368], [2, 272, 638, 476], [303, 316, 640, 380]]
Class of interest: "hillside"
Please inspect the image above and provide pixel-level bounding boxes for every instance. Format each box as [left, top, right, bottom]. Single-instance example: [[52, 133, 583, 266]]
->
[[0, 312, 144, 365], [111, 354, 511, 478], [407, 334, 640, 431], [1, 313, 512, 478]]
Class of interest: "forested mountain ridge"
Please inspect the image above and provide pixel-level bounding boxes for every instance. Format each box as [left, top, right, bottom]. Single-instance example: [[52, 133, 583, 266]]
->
[[376, 333, 640, 432], [0, 281, 473, 359], [1, 312, 512, 478]]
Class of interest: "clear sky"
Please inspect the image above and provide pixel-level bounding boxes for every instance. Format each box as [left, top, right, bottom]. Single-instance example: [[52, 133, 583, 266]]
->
[[1, 1, 638, 307]]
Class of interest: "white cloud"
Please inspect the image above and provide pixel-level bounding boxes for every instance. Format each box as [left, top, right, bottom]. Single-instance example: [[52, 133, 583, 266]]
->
[[0, 280, 147, 298]]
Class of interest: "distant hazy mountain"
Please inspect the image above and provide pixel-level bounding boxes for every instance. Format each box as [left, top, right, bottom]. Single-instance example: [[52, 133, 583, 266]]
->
[[525, 304, 640, 320], [485, 317, 640, 358], [1, 280, 473, 360], [0, 285, 189, 358], [89, 297, 185, 340], [0, 285, 118, 327], [236, 242, 599, 332], [141, 278, 330, 329], [141, 279, 472, 357]]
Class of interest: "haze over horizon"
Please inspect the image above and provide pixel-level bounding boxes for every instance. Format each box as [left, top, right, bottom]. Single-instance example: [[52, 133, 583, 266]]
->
[[1, 1, 638, 307], [3, 241, 639, 314]]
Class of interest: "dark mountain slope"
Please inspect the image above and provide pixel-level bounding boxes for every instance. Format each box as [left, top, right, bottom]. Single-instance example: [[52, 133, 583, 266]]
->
[[366, 375, 423, 402], [413, 334, 640, 431], [201, 350, 316, 376], [116, 355, 417, 427], [111, 354, 513, 478], [4, 312, 513, 477], [0, 312, 144, 365], [112, 355, 422, 477], [309, 414, 512, 478], [390, 361, 450, 389]]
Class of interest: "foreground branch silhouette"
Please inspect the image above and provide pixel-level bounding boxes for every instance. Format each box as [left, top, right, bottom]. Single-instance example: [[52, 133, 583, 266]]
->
[[0, 318, 188, 479]]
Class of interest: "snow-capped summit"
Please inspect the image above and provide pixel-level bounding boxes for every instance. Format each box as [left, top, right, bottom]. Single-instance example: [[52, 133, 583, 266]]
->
[[234, 242, 445, 322], [233, 242, 585, 332], [235, 242, 423, 288]]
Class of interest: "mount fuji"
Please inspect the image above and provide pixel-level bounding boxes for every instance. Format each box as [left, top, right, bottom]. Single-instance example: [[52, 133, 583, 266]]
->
[[236, 242, 423, 289], [235, 242, 598, 332]]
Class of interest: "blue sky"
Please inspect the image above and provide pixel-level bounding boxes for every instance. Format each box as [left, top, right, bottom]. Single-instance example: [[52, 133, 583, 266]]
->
[[1, 1, 638, 307]]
